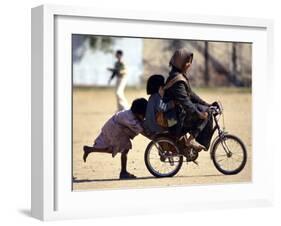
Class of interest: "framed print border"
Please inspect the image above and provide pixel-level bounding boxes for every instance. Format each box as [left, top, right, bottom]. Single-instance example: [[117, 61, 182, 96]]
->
[[31, 4, 274, 221]]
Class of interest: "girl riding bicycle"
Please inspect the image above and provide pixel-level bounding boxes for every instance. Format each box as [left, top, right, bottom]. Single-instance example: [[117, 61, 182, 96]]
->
[[164, 48, 215, 151]]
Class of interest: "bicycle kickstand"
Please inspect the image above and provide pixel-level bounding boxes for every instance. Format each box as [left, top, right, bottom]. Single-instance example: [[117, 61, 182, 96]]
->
[[193, 160, 199, 166]]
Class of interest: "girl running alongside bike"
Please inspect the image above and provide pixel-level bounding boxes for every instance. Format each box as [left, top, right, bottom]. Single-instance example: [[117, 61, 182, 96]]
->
[[83, 98, 148, 179]]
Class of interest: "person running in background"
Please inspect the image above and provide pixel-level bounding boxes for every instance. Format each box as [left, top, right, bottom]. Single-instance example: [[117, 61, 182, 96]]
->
[[83, 98, 148, 179], [108, 50, 129, 111]]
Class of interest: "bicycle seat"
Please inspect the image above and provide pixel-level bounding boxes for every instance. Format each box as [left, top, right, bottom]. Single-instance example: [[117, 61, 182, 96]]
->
[[150, 131, 174, 141]]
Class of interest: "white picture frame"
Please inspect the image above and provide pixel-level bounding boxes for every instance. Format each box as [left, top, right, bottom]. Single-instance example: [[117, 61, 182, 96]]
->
[[31, 4, 274, 221]]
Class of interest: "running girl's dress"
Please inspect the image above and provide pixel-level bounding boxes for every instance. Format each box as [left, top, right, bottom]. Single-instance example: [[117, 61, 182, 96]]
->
[[93, 109, 143, 157]]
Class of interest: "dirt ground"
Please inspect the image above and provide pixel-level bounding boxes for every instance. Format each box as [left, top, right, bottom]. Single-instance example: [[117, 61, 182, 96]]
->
[[72, 87, 252, 191]]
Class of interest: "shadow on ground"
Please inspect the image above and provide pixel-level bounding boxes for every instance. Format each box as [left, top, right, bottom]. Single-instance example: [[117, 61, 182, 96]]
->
[[73, 174, 223, 183]]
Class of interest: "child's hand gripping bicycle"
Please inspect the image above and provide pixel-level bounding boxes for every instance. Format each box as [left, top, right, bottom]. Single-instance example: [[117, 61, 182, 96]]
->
[[144, 103, 247, 177]]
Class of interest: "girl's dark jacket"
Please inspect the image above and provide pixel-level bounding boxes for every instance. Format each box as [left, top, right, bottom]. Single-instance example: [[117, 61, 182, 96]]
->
[[164, 67, 210, 126]]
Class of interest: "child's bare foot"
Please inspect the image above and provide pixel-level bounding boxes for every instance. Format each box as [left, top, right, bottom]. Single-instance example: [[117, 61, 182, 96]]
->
[[83, 146, 93, 162], [112, 149, 119, 158], [119, 171, 136, 179]]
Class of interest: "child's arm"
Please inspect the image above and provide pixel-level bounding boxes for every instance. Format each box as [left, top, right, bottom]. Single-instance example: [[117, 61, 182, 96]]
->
[[116, 113, 143, 136], [125, 121, 143, 135], [190, 90, 210, 106], [109, 70, 117, 82], [171, 82, 202, 116], [140, 120, 156, 139], [107, 66, 117, 84]]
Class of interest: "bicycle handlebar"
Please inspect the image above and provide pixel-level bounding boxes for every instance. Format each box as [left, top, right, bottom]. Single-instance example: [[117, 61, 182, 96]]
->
[[209, 103, 223, 116]]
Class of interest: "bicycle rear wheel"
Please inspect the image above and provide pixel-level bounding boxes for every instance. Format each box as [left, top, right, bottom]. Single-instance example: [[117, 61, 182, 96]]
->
[[211, 134, 247, 175], [144, 137, 183, 178]]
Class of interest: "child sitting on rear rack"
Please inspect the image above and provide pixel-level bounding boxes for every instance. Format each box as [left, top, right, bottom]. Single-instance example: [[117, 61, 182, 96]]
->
[[143, 74, 177, 138]]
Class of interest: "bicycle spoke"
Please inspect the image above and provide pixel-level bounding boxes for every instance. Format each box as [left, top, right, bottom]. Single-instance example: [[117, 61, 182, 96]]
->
[[232, 153, 243, 157], [215, 154, 228, 157], [217, 158, 227, 163], [230, 156, 243, 163], [227, 158, 230, 170]]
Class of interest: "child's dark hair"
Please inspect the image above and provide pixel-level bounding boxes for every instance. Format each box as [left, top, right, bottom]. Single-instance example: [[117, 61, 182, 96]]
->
[[131, 98, 148, 117], [146, 74, 165, 95], [116, 50, 123, 56]]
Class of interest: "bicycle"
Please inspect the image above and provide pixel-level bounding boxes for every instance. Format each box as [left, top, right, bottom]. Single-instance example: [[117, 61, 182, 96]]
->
[[144, 103, 247, 177]]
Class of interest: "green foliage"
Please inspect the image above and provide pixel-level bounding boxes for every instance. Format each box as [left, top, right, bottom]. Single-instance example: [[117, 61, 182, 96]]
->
[[88, 36, 115, 53]]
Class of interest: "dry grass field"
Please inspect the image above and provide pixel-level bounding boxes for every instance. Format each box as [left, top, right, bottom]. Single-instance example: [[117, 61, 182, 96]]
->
[[72, 87, 252, 191]]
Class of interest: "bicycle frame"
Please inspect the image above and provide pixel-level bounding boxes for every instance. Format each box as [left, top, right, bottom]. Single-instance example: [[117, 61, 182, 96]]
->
[[209, 111, 232, 157]]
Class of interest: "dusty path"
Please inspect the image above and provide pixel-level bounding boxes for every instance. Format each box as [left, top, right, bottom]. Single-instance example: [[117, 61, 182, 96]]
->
[[72, 88, 252, 191]]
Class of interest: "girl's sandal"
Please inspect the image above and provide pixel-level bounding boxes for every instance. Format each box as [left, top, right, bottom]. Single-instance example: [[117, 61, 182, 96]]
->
[[119, 171, 137, 179]]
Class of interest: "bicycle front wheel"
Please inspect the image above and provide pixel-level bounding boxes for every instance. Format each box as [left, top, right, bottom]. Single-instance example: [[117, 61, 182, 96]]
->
[[211, 134, 247, 175], [144, 137, 183, 178]]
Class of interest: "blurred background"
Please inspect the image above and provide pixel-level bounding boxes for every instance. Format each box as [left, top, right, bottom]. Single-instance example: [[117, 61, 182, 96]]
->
[[72, 34, 252, 87]]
